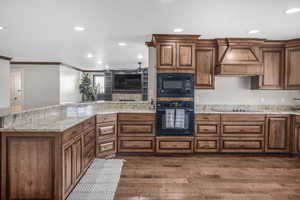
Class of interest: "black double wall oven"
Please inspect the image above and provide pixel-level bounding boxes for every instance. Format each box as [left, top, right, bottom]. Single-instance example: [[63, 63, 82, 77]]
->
[[156, 73, 194, 136]]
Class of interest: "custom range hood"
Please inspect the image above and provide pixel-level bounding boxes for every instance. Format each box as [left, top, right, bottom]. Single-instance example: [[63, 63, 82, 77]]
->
[[215, 38, 265, 76]]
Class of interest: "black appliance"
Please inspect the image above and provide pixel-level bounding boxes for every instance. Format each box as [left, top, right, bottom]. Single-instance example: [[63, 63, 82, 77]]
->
[[113, 74, 142, 92], [156, 101, 194, 136], [157, 73, 194, 97]]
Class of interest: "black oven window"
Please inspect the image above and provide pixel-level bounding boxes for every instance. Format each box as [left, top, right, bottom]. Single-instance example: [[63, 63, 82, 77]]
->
[[163, 80, 183, 89]]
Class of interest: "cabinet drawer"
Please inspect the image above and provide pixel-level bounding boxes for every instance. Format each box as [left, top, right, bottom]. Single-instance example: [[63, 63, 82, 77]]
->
[[63, 124, 82, 143], [96, 114, 117, 123], [82, 117, 95, 131], [221, 114, 265, 122], [118, 137, 155, 153], [196, 114, 220, 122], [221, 122, 265, 137], [98, 140, 116, 153], [118, 121, 155, 136], [97, 122, 115, 139], [156, 137, 194, 153], [221, 138, 264, 152], [196, 123, 219, 137], [118, 113, 155, 121], [195, 137, 219, 152]]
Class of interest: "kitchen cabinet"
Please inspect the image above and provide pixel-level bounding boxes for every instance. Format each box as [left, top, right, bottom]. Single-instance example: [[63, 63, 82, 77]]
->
[[195, 47, 216, 89], [265, 115, 290, 153], [156, 136, 194, 153], [285, 46, 300, 90], [294, 116, 300, 153], [118, 113, 155, 153], [96, 114, 117, 158], [1, 116, 96, 200], [194, 114, 220, 152], [220, 114, 265, 152], [152, 34, 199, 73], [252, 47, 285, 90]]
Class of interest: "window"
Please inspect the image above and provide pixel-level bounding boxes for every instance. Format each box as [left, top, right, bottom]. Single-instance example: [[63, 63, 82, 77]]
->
[[93, 75, 105, 94]]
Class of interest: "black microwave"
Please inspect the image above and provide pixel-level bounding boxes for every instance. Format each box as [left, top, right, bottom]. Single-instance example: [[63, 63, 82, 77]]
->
[[157, 73, 194, 97]]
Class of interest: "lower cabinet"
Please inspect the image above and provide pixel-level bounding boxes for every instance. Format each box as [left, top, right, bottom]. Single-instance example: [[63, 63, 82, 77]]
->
[[194, 137, 219, 152], [118, 137, 155, 153], [220, 137, 264, 153], [156, 136, 194, 153], [265, 115, 290, 152], [293, 116, 300, 153]]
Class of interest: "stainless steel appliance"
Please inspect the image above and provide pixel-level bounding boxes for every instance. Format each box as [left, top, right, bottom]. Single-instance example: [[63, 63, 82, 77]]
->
[[156, 101, 194, 136], [157, 73, 194, 97]]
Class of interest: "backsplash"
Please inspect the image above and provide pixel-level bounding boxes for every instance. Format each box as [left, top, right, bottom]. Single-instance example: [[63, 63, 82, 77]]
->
[[195, 77, 300, 105]]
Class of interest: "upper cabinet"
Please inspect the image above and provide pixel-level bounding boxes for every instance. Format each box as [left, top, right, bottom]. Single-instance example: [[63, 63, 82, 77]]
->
[[216, 38, 264, 76], [195, 40, 217, 89], [152, 34, 198, 73], [251, 41, 285, 90], [285, 40, 300, 90]]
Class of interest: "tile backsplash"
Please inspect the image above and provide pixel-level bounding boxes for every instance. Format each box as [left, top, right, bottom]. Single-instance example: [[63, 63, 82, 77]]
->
[[195, 77, 300, 105]]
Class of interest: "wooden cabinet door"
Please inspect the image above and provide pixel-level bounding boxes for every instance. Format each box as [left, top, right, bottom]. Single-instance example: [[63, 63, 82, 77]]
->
[[266, 116, 290, 152], [177, 43, 195, 70], [195, 47, 215, 89], [63, 144, 73, 197], [72, 137, 82, 182], [157, 43, 176, 70], [286, 47, 300, 89], [257, 48, 284, 89]]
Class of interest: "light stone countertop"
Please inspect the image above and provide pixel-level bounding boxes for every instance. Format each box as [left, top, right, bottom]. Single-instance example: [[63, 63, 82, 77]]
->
[[195, 111, 300, 115], [0, 110, 155, 133]]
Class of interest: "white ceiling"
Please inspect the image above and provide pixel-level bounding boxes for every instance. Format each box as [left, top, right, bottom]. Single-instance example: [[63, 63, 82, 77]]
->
[[0, 0, 300, 70]]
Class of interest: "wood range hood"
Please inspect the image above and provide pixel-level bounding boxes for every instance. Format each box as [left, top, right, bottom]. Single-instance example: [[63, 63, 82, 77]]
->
[[215, 38, 266, 76]]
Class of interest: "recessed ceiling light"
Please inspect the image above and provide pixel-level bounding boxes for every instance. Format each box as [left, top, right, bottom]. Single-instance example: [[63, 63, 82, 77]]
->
[[137, 54, 143, 60], [118, 42, 127, 46], [0, 26, 4, 30], [173, 28, 184, 33], [286, 8, 300, 14], [73, 26, 85, 31], [105, 65, 110, 70], [248, 29, 260, 34], [87, 53, 93, 58], [97, 60, 103, 65]]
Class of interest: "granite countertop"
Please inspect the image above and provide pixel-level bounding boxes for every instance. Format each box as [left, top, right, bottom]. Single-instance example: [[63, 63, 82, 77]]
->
[[0, 110, 155, 133], [195, 111, 300, 115]]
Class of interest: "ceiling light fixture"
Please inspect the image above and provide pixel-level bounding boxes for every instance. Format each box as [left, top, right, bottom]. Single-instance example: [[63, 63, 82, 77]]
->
[[137, 54, 143, 60], [248, 29, 260, 34], [286, 8, 300, 14], [0, 26, 4, 30], [173, 28, 184, 33], [97, 60, 103, 65], [118, 42, 127, 46], [105, 65, 110, 70], [73, 26, 85, 31], [87, 53, 93, 58]]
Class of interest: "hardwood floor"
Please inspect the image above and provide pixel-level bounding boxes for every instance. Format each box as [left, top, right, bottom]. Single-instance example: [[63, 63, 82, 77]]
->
[[115, 155, 300, 200]]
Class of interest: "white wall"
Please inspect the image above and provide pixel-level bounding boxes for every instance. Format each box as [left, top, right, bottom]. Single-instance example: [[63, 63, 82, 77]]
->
[[0, 59, 10, 108], [195, 77, 300, 105], [11, 64, 60, 108], [60, 65, 81, 104]]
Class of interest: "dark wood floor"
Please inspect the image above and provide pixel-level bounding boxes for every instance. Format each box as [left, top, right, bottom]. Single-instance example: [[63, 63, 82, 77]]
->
[[114, 155, 300, 200]]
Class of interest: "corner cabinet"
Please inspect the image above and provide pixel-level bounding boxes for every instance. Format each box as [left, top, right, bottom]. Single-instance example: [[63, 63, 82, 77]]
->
[[285, 47, 300, 90], [252, 47, 285, 90], [265, 115, 290, 153], [195, 47, 216, 89]]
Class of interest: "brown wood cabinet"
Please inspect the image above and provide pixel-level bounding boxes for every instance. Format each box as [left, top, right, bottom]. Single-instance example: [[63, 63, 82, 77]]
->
[[96, 114, 117, 158], [156, 136, 194, 153], [294, 116, 300, 153], [118, 113, 155, 153], [195, 47, 216, 89], [285, 46, 300, 90], [220, 114, 265, 153], [252, 47, 285, 90], [1, 116, 96, 200], [265, 115, 290, 153]]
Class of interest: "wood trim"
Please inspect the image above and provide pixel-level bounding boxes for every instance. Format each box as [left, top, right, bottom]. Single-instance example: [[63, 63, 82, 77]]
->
[[0, 55, 12, 61]]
